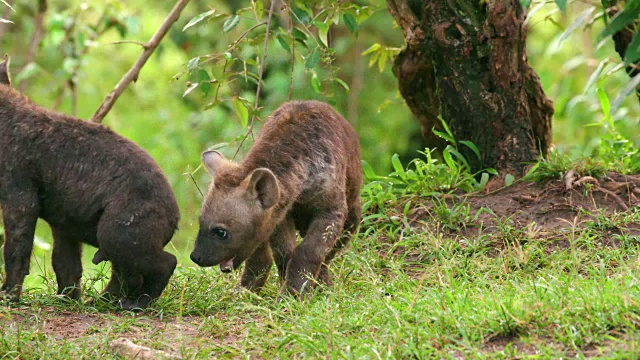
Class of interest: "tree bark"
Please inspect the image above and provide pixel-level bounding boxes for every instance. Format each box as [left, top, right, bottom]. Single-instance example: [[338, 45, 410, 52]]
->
[[387, 0, 553, 175]]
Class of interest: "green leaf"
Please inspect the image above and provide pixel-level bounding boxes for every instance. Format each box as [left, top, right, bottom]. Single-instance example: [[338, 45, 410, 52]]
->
[[520, 0, 532, 9], [504, 174, 515, 186], [232, 97, 249, 127], [183, 9, 216, 32], [611, 74, 640, 114], [197, 69, 211, 96], [361, 43, 381, 55], [276, 33, 291, 52], [476, 172, 490, 191], [291, 6, 311, 25], [391, 154, 404, 174], [460, 140, 481, 161], [333, 78, 350, 93], [596, 88, 611, 116], [583, 58, 609, 94], [446, 146, 470, 169], [558, 7, 595, 45], [624, 31, 640, 65], [598, 5, 640, 41], [311, 71, 321, 93], [343, 13, 358, 33], [442, 148, 457, 172], [316, 21, 329, 47], [305, 47, 321, 69], [223, 14, 240, 33], [361, 160, 377, 180], [554, 0, 567, 13], [252, 0, 264, 20]]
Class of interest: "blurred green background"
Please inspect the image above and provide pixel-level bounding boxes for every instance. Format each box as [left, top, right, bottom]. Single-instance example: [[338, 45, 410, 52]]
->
[[0, 0, 638, 289]]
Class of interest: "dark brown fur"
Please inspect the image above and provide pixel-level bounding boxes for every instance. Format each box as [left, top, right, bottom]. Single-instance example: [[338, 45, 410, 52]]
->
[[191, 100, 362, 295], [0, 57, 179, 309]]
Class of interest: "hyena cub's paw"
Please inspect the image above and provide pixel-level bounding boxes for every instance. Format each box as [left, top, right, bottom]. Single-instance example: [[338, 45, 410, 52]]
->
[[0, 284, 22, 302]]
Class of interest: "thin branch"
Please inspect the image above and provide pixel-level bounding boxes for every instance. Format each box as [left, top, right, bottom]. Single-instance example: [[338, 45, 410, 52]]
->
[[20, 0, 47, 93], [108, 40, 147, 47], [90, 0, 190, 123], [233, 0, 277, 160]]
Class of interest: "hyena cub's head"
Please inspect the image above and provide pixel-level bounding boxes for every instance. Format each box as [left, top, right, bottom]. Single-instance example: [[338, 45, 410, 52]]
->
[[190, 150, 280, 273]]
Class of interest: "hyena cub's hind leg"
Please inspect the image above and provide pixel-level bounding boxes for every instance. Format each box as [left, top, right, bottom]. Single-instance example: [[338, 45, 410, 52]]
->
[[51, 228, 84, 299], [318, 201, 362, 286]]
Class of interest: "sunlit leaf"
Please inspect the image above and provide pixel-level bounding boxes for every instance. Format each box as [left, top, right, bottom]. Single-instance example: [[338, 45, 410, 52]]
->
[[232, 97, 249, 127], [583, 58, 609, 94], [182, 82, 199, 97], [558, 7, 595, 45], [311, 71, 321, 93], [334, 78, 350, 93], [315, 21, 329, 47], [0, 18, 12, 24], [183, 9, 216, 31], [223, 15, 240, 33], [596, 87, 611, 116], [1, 0, 15, 12], [391, 154, 404, 173], [252, 0, 264, 20]]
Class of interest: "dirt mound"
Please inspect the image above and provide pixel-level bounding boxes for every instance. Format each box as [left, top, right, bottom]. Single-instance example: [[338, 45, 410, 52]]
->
[[465, 171, 640, 235]]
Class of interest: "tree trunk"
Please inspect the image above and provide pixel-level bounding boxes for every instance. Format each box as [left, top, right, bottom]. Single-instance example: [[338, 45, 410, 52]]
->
[[387, 0, 554, 175]]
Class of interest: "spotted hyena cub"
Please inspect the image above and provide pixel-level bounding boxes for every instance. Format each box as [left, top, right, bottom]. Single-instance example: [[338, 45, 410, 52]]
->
[[190, 100, 362, 295], [0, 55, 179, 309]]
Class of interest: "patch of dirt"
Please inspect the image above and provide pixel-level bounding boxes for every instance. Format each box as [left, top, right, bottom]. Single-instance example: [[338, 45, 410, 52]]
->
[[465, 171, 640, 235], [43, 312, 104, 339]]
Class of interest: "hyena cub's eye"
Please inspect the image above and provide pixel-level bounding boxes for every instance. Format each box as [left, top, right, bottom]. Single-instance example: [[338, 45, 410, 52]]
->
[[213, 227, 228, 240]]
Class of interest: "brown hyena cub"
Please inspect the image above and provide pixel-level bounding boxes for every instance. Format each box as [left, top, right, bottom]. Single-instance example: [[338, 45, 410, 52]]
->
[[190, 100, 362, 295], [0, 56, 179, 309]]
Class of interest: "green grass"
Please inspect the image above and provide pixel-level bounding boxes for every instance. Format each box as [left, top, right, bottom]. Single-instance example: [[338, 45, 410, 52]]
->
[[2, 209, 639, 358]]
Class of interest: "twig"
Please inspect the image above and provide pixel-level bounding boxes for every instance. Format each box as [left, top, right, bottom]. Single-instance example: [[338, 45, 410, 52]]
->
[[233, 0, 277, 160], [108, 40, 147, 47], [20, 0, 47, 93], [90, 0, 190, 123]]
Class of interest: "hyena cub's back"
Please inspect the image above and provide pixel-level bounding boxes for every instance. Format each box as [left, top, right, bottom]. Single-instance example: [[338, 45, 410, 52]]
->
[[191, 100, 362, 295]]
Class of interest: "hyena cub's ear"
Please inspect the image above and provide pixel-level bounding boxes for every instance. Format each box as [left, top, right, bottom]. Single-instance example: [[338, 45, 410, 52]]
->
[[0, 54, 11, 86], [202, 150, 229, 178], [244, 168, 279, 209]]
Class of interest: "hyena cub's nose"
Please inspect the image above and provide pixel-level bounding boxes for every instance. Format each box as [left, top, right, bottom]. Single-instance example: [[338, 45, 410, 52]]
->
[[190, 252, 201, 264]]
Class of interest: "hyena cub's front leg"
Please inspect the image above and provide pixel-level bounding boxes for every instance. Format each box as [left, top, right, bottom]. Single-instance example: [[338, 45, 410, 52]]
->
[[284, 212, 344, 295]]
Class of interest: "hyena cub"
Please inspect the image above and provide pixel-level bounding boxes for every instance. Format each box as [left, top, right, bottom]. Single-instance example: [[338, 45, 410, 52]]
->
[[191, 100, 362, 295], [0, 56, 179, 309]]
